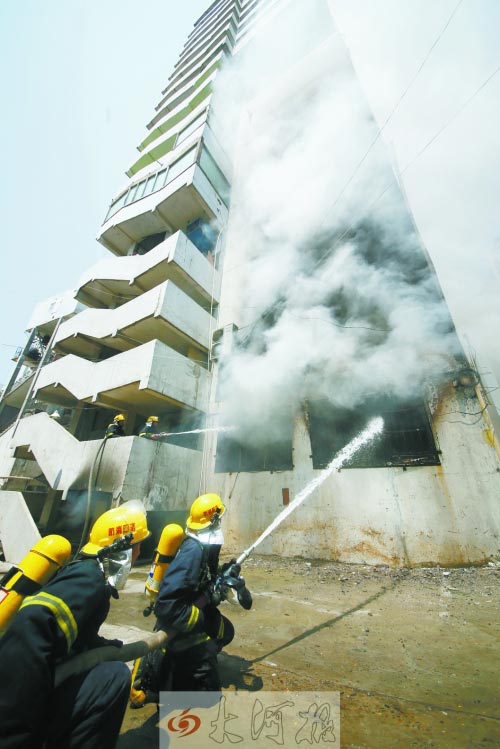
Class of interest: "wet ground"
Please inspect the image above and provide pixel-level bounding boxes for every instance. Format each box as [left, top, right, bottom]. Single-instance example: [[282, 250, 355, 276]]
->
[[101, 555, 500, 749]]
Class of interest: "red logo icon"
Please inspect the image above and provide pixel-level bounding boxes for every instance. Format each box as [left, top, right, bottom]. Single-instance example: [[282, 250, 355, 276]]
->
[[167, 709, 202, 737]]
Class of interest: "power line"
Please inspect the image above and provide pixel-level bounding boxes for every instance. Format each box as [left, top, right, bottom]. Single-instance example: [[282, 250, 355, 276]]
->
[[322, 0, 465, 227], [400, 61, 500, 174], [231, 307, 390, 335], [222, 55, 500, 340], [308, 58, 500, 276], [225, 17, 499, 284]]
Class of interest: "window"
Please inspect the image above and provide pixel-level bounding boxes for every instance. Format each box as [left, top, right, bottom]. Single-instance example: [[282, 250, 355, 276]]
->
[[186, 217, 217, 255], [125, 183, 140, 204], [133, 232, 167, 256], [105, 191, 128, 220], [106, 147, 196, 221], [154, 168, 168, 191], [167, 147, 197, 182], [199, 147, 231, 206], [135, 179, 147, 200], [143, 174, 157, 197], [307, 396, 440, 469], [215, 425, 293, 473], [177, 110, 207, 146]]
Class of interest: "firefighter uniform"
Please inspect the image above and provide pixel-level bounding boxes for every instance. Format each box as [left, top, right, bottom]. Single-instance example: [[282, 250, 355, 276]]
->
[[105, 421, 125, 438], [154, 535, 234, 691], [105, 414, 126, 439], [138, 416, 159, 439], [0, 558, 130, 749]]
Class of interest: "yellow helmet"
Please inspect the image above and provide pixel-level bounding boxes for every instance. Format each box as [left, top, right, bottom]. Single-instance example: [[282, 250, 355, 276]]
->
[[81, 500, 150, 555], [186, 493, 225, 531], [147, 416, 159, 422], [114, 414, 126, 422]]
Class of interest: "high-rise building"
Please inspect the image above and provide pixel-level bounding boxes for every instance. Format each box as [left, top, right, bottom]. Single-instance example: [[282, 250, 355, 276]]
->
[[1, 0, 499, 566]]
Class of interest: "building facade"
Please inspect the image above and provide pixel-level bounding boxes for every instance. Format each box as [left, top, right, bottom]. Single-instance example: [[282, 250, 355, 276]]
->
[[1, 0, 499, 565]]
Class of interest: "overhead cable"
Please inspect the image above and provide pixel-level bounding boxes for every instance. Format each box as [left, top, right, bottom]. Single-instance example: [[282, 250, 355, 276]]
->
[[322, 0, 465, 226], [309, 58, 500, 276]]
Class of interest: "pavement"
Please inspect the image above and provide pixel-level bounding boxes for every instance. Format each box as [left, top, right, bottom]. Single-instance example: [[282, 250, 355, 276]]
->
[[3, 555, 499, 747], [110, 556, 500, 749]]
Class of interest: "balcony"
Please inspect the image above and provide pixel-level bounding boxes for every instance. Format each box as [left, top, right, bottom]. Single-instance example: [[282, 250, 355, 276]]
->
[[1, 371, 33, 409], [0, 412, 203, 508], [188, 0, 240, 46], [166, 22, 234, 99], [128, 104, 209, 178], [26, 291, 84, 336], [33, 339, 210, 414], [174, 7, 238, 77], [76, 231, 220, 310], [98, 153, 229, 256], [55, 280, 213, 360], [156, 58, 222, 125]]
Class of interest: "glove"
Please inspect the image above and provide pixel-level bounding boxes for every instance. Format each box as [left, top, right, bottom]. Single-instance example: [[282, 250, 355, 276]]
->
[[237, 584, 252, 610], [220, 559, 241, 579], [220, 560, 251, 609], [209, 579, 229, 606], [194, 580, 227, 609]]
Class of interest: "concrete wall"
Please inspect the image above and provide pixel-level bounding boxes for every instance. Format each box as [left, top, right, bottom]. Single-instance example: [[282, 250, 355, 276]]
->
[[0, 414, 203, 547], [56, 280, 213, 352], [76, 231, 220, 305], [34, 340, 209, 412], [0, 413, 202, 504], [206, 392, 500, 566], [204, 1, 500, 565], [0, 491, 40, 563], [0, 413, 133, 495], [27, 290, 83, 331], [121, 437, 202, 512]]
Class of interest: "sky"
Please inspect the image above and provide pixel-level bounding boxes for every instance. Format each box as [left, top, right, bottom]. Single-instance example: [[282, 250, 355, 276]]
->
[[0, 0, 209, 387], [0, 0, 499, 412]]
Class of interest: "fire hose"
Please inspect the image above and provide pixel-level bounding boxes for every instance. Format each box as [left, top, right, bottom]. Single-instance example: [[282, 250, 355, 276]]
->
[[54, 418, 383, 686], [54, 630, 169, 687], [53, 565, 249, 687]]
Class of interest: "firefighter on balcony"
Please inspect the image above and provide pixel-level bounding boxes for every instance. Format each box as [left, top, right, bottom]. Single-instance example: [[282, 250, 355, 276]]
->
[[0, 501, 150, 749], [105, 413, 126, 439], [153, 493, 252, 691], [139, 415, 159, 439]]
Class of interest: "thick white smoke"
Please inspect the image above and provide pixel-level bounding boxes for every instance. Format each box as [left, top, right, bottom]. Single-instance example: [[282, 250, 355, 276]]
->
[[210, 0, 461, 442]]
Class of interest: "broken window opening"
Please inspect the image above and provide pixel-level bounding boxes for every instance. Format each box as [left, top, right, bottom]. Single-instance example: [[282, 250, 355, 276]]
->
[[307, 396, 440, 469], [215, 427, 293, 474]]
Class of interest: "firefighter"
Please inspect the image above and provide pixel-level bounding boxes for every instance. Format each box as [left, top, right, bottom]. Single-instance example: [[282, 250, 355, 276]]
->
[[105, 413, 126, 438], [139, 415, 159, 439], [153, 493, 252, 691], [0, 501, 150, 749]]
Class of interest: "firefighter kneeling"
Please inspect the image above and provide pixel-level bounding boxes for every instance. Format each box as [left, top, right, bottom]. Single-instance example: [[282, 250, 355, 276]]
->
[[0, 501, 150, 749], [132, 493, 252, 700]]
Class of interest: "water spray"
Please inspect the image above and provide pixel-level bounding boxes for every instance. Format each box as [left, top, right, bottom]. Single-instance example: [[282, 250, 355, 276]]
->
[[55, 418, 383, 684], [151, 426, 235, 440], [235, 417, 384, 565]]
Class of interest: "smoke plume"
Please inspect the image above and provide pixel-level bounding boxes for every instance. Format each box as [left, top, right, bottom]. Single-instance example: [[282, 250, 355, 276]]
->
[[210, 0, 461, 443]]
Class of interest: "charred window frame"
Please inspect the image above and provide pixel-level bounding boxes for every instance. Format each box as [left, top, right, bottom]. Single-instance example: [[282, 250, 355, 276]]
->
[[307, 397, 440, 469], [215, 428, 293, 473]]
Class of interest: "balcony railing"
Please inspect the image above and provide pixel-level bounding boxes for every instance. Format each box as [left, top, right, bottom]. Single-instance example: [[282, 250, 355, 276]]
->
[[105, 141, 230, 224]]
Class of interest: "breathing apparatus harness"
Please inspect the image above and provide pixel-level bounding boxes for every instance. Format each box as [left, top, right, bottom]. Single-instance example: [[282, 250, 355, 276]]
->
[[188, 511, 252, 610]]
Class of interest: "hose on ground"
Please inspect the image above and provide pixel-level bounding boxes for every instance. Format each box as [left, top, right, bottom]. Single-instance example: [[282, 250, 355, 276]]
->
[[54, 630, 168, 687]]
